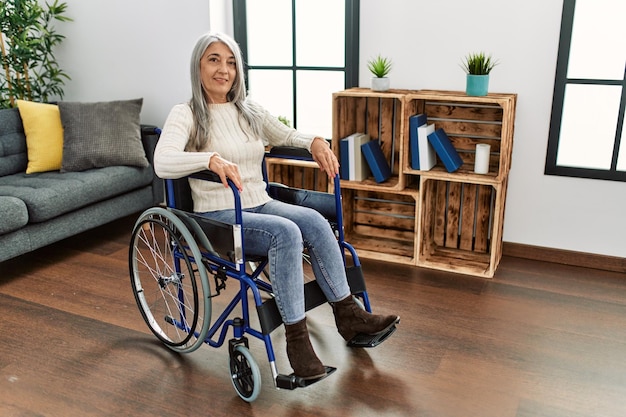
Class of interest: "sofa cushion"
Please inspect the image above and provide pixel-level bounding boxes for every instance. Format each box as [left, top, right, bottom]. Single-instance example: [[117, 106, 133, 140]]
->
[[16, 100, 65, 174], [0, 165, 153, 223], [0, 108, 28, 176], [59, 98, 149, 172], [0, 196, 29, 234]]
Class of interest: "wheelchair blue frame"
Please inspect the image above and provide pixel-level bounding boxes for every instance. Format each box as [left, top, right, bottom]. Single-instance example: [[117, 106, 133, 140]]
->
[[130, 137, 392, 402]]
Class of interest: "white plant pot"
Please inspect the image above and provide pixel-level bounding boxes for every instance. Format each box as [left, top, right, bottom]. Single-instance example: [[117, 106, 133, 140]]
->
[[371, 77, 390, 91]]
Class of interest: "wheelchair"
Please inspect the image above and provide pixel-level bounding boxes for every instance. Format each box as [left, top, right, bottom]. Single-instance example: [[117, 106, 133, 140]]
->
[[128, 137, 397, 402]]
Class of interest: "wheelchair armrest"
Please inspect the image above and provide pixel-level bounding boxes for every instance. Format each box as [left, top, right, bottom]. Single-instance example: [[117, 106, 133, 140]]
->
[[189, 169, 222, 183], [268, 146, 314, 161]]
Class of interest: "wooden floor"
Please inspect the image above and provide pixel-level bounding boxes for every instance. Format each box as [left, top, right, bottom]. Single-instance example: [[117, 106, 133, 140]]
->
[[1, 214, 625, 417]]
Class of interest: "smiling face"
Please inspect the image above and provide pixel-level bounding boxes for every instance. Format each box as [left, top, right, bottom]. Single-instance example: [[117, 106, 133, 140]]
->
[[200, 41, 237, 104]]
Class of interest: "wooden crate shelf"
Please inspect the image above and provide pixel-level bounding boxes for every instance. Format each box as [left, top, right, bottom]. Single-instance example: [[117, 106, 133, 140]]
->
[[403, 91, 517, 181], [267, 88, 518, 278], [332, 89, 408, 191], [417, 177, 507, 278], [404, 91, 515, 277], [340, 188, 418, 265]]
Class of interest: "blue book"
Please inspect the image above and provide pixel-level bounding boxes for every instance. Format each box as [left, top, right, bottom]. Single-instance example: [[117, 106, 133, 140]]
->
[[340, 136, 350, 180], [360, 140, 391, 183], [409, 114, 427, 169], [427, 128, 463, 172]]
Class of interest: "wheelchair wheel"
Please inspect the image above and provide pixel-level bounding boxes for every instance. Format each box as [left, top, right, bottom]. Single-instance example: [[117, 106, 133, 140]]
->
[[229, 345, 261, 402], [129, 207, 211, 353]]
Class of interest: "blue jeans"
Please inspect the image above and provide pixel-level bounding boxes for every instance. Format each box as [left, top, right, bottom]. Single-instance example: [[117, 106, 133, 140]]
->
[[198, 200, 351, 324]]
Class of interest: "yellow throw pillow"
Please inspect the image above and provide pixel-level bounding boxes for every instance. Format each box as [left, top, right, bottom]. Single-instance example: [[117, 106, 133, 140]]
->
[[16, 100, 64, 174]]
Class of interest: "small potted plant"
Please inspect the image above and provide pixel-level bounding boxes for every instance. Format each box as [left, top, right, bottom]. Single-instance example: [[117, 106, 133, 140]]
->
[[460, 52, 498, 96], [367, 54, 392, 92]]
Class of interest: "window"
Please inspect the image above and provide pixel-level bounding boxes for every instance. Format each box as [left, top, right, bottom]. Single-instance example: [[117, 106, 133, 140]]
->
[[233, 0, 359, 138], [545, 0, 626, 181]]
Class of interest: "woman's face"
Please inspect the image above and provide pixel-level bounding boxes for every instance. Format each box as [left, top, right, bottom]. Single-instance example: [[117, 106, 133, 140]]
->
[[200, 41, 236, 103]]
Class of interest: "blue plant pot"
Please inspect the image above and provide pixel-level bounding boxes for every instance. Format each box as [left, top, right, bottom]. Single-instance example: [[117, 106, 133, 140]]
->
[[466, 74, 490, 96]]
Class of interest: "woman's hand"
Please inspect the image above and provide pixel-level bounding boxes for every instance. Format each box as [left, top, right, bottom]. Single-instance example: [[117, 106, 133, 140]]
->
[[208, 154, 243, 191], [310, 137, 339, 177]]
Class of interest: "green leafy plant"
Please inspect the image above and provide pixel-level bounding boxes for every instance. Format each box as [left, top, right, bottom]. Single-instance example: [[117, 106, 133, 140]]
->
[[277, 115, 291, 127], [460, 52, 498, 75], [0, 0, 72, 109], [367, 54, 392, 78]]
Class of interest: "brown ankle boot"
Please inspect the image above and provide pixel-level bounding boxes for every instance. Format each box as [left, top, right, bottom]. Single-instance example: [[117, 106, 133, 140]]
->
[[332, 297, 400, 342], [285, 318, 327, 380]]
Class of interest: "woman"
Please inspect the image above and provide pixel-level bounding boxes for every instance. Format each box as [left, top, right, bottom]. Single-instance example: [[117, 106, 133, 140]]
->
[[154, 31, 399, 380]]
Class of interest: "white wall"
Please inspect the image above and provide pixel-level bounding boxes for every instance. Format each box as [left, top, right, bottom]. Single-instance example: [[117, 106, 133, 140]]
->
[[53, 0, 211, 126], [53, 0, 626, 259], [359, 0, 625, 259]]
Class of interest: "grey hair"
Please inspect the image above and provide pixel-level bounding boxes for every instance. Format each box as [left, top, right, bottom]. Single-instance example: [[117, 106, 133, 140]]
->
[[186, 31, 264, 151]]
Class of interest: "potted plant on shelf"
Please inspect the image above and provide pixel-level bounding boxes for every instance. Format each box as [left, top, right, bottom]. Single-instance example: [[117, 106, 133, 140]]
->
[[460, 52, 498, 97], [0, 0, 72, 109], [367, 54, 392, 92]]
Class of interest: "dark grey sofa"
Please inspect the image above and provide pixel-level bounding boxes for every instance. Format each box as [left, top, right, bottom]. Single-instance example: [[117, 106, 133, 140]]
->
[[0, 107, 163, 263]]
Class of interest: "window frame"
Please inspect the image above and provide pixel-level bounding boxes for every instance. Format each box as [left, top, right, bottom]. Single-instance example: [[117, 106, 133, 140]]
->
[[232, 0, 359, 130], [545, 0, 626, 182]]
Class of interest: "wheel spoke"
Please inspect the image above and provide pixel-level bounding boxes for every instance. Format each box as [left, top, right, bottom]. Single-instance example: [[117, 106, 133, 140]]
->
[[129, 210, 211, 353]]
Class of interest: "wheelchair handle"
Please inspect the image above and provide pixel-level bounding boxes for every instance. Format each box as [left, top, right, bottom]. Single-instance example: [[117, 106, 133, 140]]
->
[[189, 170, 243, 224]]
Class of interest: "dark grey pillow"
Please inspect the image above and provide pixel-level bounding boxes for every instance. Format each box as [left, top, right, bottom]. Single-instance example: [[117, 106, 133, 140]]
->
[[59, 98, 149, 172]]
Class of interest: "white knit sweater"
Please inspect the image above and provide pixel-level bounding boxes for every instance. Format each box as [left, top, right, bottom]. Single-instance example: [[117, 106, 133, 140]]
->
[[154, 102, 316, 212]]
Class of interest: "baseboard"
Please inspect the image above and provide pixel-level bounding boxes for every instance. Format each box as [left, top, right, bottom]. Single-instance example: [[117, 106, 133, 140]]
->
[[503, 242, 626, 274]]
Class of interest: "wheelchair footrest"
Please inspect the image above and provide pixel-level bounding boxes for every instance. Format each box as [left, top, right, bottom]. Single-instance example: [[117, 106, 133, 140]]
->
[[275, 366, 336, 390], [347, 324, 398, 348]]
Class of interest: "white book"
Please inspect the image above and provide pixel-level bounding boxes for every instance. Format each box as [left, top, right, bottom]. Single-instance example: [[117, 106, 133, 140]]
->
[[353, 133, 371, 181], [347, 133, 370, 181], [346, 133, 359, 180], [417, 124, 436, 171]]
